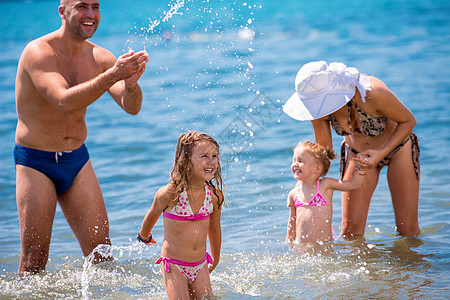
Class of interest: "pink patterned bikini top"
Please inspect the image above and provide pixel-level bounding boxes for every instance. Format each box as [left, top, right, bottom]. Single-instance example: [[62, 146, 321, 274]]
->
[[294, 179, 331, 207], [163, 183, 213, 221]]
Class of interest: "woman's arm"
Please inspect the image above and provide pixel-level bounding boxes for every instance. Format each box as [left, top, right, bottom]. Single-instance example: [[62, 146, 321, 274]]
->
[[311, 117, 334, 150], [356, 77, 416, 167]]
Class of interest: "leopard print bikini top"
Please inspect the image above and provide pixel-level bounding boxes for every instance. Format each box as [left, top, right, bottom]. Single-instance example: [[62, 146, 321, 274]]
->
[[329, 100, 387, 137]]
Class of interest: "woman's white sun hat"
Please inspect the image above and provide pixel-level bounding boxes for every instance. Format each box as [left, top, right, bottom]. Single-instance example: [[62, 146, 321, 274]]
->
[[283, 61, 372, 121]]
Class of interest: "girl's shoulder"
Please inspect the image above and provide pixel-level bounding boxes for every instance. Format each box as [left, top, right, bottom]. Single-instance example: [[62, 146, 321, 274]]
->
[[212, 187, 224, 200], [287, 187, 297, 208], [288, 185, 298, 197], [208, 183, 225, 207], [155, 184, 177, 203]]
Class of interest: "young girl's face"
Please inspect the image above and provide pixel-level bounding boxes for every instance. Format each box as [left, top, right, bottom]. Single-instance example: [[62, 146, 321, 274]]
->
[[291, 146, 319, 181], [189, 140, 219, 183]]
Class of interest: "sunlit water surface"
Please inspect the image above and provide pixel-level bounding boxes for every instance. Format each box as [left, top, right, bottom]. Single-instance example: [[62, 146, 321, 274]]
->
[[0, 0, 449, 298]]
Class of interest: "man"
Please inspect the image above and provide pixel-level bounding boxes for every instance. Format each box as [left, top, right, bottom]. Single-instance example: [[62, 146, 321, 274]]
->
[[14, 0, 149, 274]]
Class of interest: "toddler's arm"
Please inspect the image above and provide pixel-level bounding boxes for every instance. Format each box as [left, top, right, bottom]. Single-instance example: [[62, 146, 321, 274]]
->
[[286, 190, 297, 242], [325, 164, 368, 192], [347, 165, 367, 190]]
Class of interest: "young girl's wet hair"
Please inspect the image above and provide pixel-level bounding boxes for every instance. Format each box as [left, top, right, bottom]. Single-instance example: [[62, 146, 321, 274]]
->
[[295, 141, 337, 177], [170, 131, 224, 207]]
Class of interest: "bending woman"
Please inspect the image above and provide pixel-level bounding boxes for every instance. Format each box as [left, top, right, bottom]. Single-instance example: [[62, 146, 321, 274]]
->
[[283, 61, 420, 237]]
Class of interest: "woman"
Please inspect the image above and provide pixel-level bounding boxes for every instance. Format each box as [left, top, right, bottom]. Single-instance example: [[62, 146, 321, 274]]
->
[[283, 61, 420, 238]]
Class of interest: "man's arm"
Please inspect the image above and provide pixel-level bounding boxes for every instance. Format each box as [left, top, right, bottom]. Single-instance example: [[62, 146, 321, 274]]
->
[[22, 40, 148, 114], [107, 50, 149, 115]]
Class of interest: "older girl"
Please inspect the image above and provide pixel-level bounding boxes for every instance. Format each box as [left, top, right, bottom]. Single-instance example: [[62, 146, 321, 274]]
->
[[138, 131, 224, 299]]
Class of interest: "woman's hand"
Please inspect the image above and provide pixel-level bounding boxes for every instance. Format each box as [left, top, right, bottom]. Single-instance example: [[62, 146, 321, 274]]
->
[[353, 149, 383, 168]]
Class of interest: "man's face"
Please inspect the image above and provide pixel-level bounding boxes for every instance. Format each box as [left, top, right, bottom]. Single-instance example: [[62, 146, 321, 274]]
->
[[60, 0, 101, 40]]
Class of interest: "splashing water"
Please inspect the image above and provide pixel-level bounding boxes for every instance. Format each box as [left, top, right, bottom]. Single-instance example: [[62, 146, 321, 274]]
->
[[147, 0, 186, 33], [126, 0, 186, 52], [81, 244, 113, 299]]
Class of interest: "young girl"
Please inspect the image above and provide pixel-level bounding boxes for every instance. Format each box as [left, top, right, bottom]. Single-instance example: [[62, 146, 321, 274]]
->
[[137, 131, 224, 299], [286, 141, 367, 244]]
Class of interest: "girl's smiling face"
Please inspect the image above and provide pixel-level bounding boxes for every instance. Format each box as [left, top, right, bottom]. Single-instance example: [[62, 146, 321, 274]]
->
[[291, 146, 319, 181], [189, 140, 219, 184]]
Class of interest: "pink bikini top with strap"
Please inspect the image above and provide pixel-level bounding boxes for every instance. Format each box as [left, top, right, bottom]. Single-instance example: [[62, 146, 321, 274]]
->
[[294, 179, 331, 207], [163, 183, 213, 221]]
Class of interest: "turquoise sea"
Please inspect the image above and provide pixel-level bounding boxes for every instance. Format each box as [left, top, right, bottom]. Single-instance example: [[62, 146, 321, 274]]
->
[[1, 0, 449, 298]]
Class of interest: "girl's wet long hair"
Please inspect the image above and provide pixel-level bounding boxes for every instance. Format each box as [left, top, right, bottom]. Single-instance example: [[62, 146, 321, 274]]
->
[[295, 141, 337, 177], [170, 131, 224, 207]]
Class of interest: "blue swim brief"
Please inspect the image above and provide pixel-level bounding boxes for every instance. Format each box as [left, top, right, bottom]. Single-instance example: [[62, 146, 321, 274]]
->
[[14, 144, 90, 195]]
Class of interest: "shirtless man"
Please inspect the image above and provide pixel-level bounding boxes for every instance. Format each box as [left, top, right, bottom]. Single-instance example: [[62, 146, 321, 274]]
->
[[14, 0, 149, 274]]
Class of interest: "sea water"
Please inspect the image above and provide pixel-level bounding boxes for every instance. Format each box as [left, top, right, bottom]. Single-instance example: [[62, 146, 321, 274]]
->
[[0, 0, 449, 298]]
